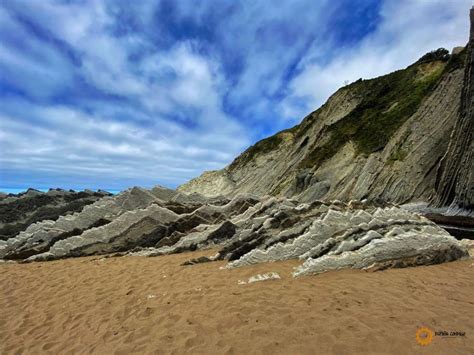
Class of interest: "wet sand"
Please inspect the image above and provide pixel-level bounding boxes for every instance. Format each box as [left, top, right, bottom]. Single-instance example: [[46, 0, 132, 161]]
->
[[1, 250, 473, 354]]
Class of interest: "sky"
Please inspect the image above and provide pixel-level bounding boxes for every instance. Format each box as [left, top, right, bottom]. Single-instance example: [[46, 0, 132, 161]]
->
[[0, 0, 471, 192]]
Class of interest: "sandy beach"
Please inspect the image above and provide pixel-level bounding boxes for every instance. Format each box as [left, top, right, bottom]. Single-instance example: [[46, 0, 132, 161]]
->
[[1, 250, 473, 354]]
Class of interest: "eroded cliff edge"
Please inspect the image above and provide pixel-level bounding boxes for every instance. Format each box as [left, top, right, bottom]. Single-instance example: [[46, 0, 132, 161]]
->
[[179, 10, 473, 214], [434, 8, 474, 211]]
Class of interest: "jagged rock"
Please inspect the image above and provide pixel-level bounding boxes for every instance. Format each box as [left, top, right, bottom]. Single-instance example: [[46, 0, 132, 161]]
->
[[129, 196, 467, 275], [0, 189, 111, 241], [294, 231, 467, 276], [0, 187, 163, 260], [119, 196, 257, 259], [167, 220, 235, 252], [434, 8, 474, 210], [177, 10, 473, 215], [210, 198, 467, 275], [0, 191, 468, 276], [2, 193, 255, 261], [26, 204, 178, 261]]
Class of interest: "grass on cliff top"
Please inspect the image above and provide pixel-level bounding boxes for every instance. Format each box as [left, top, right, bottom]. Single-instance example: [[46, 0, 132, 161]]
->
[[228, 130, 289, 170], [298, 48, 463, 169], [227, 48, 465, 172]]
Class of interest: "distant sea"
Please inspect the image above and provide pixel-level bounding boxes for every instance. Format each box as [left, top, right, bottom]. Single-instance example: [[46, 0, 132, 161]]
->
[[0, 188, 121, 195]]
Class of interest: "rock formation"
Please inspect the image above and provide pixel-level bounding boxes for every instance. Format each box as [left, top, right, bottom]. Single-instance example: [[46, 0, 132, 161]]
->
[[434, 8, 474, 210], [0, 185, 254, 261], [0, 187, 159, 259], [0, 188, 466, 276], [178, 11, 473, 215], [0, 188, 111, 241], [134, 196, 467, 276], [1, 10, 473, 278]]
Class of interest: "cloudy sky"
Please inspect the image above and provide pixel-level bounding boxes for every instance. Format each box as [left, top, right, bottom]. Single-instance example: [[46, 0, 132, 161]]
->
[[0, 0, 471, 192]]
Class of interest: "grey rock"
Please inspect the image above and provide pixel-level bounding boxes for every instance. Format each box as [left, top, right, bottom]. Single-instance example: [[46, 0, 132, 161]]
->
[[223, 201, 468, 275], [1, 192, 468, 277], [177, 10, 474, 213], [294, 231, 467, 276], [0, 187, 162, 260], [0, 189, 111, 241], [27, 204, 178, 261], [434, 9, 474, 210]]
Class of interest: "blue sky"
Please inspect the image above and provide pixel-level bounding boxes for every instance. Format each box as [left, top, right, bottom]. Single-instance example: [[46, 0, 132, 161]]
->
[[0, 0, 471, 192]]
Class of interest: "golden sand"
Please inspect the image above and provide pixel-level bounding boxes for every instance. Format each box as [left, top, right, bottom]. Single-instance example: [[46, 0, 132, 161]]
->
[[1, 250, 473, 354]]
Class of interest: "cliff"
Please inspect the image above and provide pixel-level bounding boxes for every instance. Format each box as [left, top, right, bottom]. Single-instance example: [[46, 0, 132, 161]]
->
[[179, 11, 473, 211], [434, 8, 474, 210]]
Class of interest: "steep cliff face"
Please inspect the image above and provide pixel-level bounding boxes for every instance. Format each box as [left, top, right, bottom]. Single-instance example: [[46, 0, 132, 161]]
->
[[434, 8, 474, 210], [179, 12, 473, 209]]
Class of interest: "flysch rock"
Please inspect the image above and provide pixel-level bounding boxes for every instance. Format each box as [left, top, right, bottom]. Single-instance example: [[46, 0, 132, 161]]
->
[[177, 8, 474, 214], [0, 189, 111, 241], [0, 186, 164, 260], [146, 197, 466, 275], [219, 200, 467, 275], [26, 204, 179, 261], [294, 228, 465, 276], [0, 191, 468, 276], [3, 192, 257, 262], [126, 195, 261, 258]]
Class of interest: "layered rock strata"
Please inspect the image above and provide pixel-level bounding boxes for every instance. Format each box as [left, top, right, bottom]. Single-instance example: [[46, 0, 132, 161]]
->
[[127, 197, 467, 276], [178, 10, 473, 214], [434, 7, 474, 210], [0, 191, 467, 278], [0, 188, 111, 241]]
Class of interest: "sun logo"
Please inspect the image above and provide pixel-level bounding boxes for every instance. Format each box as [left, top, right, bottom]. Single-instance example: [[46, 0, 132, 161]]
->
[[416, 326, 434, 346]]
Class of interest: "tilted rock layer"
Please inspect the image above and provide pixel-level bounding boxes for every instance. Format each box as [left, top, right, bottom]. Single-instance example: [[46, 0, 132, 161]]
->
[[0, 186, 219, 260], [1, 11, 473, 278], [0, 189, 111, 241], [434, 8, 474, 210], [130, 195, 468, 276], [178, 10, 474, 213], [0, 187, 468, 276]]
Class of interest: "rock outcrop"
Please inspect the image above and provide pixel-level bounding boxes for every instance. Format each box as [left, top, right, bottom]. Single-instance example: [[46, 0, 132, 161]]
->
[[0, 188, 111, 241], [0, 187, 468, 275], [135, 196, 467, 272], [27, 204, 179, 261], [434, 8, 474, 210], [221, 199, 467, 276], [178, 11, 474, 215], [0, 187, 161, 259], [135, 197, 467, 276], [1, 10, 472, 279]]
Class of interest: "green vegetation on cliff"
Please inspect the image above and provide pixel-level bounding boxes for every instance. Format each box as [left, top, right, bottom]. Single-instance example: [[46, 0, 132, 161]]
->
[[299, 49, 464, 169], [229, 131, 288, 169], [227, 48, 465, 173]]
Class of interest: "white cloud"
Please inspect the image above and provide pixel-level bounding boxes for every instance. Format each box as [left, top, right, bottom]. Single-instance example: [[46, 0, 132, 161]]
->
[[0, 7, 75, 98], [0, 0, 471, 190], [280, 0, 472, 120], [0, 0, 251, 189], [0, 93, 247, 189]]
